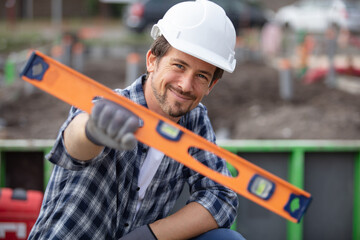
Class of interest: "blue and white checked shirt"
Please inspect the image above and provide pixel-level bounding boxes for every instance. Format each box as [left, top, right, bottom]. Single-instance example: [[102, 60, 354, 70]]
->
[[29, 75, 238, 239]]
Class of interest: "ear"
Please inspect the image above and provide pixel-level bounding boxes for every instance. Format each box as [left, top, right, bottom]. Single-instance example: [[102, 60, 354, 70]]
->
[[146, 50, 157, 73], [206, 78, 219, 95]]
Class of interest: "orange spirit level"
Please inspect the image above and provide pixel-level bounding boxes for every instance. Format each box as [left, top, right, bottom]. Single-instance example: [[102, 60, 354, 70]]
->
[[20, 51, 311, 223]]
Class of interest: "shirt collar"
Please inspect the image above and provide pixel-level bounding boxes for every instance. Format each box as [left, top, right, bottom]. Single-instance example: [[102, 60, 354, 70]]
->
[[127, 74, 148, 108]]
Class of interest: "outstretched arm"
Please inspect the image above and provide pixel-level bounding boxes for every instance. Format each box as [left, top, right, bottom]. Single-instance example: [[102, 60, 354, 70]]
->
[[63, 99, 139, 161], [63, 112, 103, 161]]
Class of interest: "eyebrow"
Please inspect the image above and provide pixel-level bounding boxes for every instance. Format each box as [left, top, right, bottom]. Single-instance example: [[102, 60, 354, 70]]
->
[[172, 58, 213, 79]]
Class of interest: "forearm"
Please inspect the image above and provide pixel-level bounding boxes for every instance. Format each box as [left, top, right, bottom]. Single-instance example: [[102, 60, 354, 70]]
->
[[63, 112, 104, 161], [149, 202, 218, 240]]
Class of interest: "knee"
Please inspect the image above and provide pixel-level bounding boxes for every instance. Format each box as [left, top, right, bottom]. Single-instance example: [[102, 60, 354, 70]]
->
[[192, 228, 246, 240], [215, 229, 245, 240]]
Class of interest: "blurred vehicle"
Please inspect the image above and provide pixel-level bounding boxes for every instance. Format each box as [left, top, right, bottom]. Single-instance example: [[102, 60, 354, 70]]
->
[[123, 0, 270, 34], [274, 0, 360, 33]]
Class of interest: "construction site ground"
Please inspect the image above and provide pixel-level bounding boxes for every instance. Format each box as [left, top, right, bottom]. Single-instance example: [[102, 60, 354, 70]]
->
[[1, 53, 360, 141]]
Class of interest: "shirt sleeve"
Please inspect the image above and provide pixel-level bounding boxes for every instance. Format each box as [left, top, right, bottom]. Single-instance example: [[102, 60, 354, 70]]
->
[[184, 105, 238, 228], [46, 106, 111, 171], [46, 87, 133, 171]]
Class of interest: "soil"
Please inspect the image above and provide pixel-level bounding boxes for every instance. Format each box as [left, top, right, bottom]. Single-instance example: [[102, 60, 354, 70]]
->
[[1, 55, 360, 140]]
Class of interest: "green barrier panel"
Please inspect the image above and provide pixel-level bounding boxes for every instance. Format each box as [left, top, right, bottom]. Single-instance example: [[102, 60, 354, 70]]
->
[[4, 59, 16, 86], [219, 140, 360, 240], [0, 151, 6, 187], [354, 152, 360, 240], [0, 140, 55, 191], [0, 139, 359, 239], [43, 147, 53, 190], [287, 149, 304, 240]]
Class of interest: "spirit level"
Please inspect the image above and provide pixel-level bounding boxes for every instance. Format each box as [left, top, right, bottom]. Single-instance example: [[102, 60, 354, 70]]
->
[[20, 51, 311, 223]]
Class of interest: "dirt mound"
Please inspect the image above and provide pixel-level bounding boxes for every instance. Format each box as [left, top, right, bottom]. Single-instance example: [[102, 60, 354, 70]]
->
[[204, 61, 360, 140]]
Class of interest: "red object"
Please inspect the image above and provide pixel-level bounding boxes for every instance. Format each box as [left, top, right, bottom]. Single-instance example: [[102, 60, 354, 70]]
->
[[0, 188, 43, 239], [335, 66, 360, 76], [304, 68, 328, 84], [304, 66, 360, 84], [130, 2, 145, 17]]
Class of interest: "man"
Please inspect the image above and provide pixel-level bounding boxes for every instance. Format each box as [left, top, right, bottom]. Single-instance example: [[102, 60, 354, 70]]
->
[[29, 0, 245, 239]]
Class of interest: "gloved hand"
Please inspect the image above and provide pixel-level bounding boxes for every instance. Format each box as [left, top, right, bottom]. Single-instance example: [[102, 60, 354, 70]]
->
[[120, 225, 157, 240], [85, 99, 139, 150]]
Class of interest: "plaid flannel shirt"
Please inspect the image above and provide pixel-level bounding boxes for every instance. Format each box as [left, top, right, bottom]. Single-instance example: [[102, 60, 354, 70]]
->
[[29, 75, 238, 239]]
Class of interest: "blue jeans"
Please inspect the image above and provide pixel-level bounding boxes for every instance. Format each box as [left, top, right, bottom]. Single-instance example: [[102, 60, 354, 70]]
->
[[191, 228, 245, 240]]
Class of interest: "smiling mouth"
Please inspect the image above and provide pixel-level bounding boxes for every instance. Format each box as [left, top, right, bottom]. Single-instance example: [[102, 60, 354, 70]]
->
[[168, 86, 195, 101]]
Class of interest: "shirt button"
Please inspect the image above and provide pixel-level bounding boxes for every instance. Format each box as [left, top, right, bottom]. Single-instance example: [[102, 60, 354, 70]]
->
[[136, 187, 140, 191], [124, 223, 129, 227], [142, 148, 147, 153]]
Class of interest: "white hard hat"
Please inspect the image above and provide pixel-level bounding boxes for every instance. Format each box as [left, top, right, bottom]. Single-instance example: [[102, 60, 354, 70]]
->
[[151, 0, 236, 73]]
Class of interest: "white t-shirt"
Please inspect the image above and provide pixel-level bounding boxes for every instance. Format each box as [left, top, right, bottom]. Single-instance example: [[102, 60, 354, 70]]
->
[[135, 147, 164, 213]]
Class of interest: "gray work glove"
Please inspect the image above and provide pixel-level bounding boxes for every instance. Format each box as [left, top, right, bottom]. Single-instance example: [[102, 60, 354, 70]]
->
[[85, 99, 139, 150], [120, 225, 157, 240]]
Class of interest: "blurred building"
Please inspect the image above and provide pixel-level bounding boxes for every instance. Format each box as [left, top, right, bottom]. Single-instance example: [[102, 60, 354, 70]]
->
[[2, 0, 360, 21], [0, 0, 121, 20]]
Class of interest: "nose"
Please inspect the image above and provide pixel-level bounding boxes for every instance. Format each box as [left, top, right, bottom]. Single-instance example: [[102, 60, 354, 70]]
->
[[177, 73, 193, 93]]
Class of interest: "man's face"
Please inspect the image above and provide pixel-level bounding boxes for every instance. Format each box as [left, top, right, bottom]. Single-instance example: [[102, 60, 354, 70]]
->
[[145, 47, 218, 121]]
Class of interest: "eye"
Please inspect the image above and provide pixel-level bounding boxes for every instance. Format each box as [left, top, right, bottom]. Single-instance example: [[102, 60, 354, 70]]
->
[[175, 64, 184, 70], [197, 73, 210, 84], [198, 73, 207, 79]]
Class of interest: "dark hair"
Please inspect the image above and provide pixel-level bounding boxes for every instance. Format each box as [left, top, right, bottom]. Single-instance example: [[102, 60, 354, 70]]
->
[[148, 35, 224, 85]]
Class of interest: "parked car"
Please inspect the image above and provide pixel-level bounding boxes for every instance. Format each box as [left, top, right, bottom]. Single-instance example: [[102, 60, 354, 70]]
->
[[123, 0, 270, 34], [274, 0, 360, 33]]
